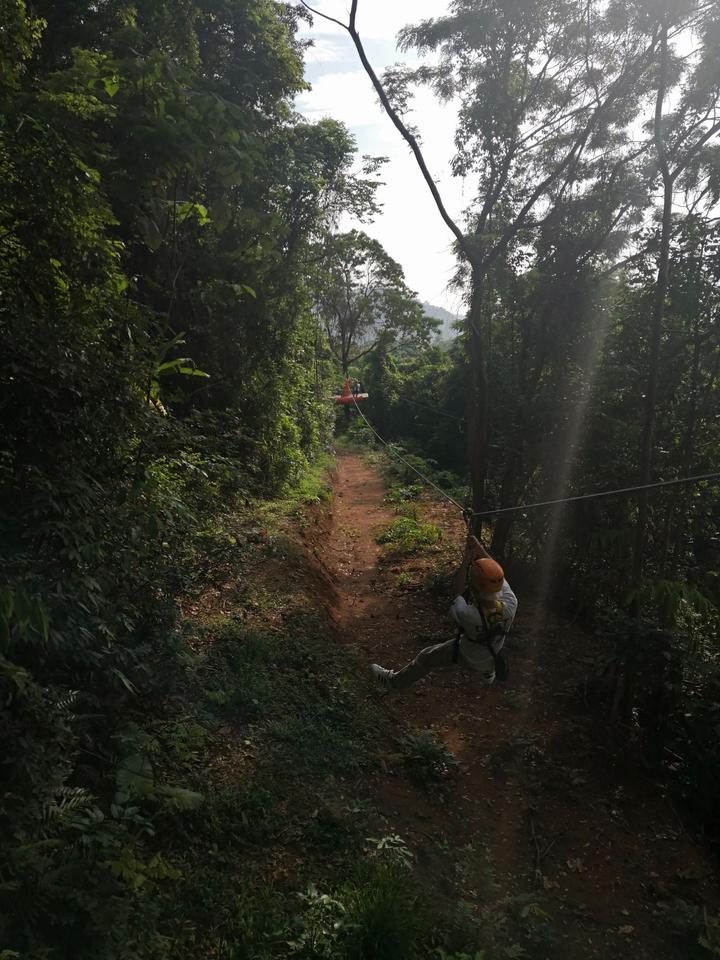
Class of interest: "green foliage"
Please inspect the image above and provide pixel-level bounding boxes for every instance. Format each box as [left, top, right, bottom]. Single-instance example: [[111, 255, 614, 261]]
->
[[365, 834, 414, 870], [221, 863, 430, 960], [384, 482, 423, 504], [401, 731, 459, 784], [361, 345, 467, 477], [377, 517, 442, 554], [198, 617, 375, 776], [589, 604, 720, 828], [435, 952, 487, 960], [342, 862, 429, 960], [701, 909, 720, 956], [0, 2, 372, 957], [627, 578, 715, 625], [315, 230, 433, 373]]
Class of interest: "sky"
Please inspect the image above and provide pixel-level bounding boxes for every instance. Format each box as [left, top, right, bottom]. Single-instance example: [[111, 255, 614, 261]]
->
[[295, 1, 466, 313]]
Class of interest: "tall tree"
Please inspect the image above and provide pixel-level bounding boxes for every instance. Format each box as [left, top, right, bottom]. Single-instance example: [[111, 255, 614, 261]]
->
[[316, 229, 432, 374], [301, 0, 653, 517], [0, 2, 377, 952], [631, 1, 720, 612]]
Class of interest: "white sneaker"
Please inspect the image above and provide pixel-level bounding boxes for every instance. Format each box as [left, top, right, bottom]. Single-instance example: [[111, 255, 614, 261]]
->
[[369, 663, 395, 690]]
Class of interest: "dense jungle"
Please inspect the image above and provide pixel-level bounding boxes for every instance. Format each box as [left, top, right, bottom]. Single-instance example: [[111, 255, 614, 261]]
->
[[1, 1, 719, 958]]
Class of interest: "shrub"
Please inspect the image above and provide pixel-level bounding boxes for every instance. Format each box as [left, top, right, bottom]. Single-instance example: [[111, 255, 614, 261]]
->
[[343, 862, 429, 960], [401, 731, 458, 784], [377, 517, 442, 554], [384, 483, 424, 504]]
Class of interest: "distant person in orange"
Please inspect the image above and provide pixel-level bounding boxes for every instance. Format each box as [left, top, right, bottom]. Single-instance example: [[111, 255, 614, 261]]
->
[[370, 534, 517, 690]]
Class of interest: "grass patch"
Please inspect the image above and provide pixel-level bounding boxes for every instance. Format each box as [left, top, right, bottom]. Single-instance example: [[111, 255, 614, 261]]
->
[[292, 451, 335, 504], [158, 718, 210, 770], [188, 861, 432, 960], [256, 451, 335, 529], [197, 615, 376, 776], [396, 571, 416, 590], [401, 730, 459, 784], [377, 516, 442, 554], [342, 861, 430, 960], [205, 780, 286, 843], [384, 482, 423, 504], [423, 565, 452, 595]]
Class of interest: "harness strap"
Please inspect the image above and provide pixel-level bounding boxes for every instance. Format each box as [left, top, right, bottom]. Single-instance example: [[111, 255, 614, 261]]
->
[[479, 608, 504, 671], [455, 588, 508, 678], [480, 608, 510, 682]]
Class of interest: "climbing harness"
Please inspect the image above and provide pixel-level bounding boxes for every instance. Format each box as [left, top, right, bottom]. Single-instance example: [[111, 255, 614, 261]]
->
[[479, 604, 510, 681], [451, 596, 510, 681]]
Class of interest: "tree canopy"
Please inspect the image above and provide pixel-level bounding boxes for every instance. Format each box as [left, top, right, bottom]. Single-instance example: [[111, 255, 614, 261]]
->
[[2, 0, 720, 955], [316, 229, 433, 373]]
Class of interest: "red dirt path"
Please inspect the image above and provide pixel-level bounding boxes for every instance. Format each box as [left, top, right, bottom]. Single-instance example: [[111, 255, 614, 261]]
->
[[325, 448, 719, 960]]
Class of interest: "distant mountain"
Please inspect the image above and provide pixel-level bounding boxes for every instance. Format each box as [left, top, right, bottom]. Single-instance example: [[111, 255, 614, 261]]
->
[[422, 302, 460, 340]]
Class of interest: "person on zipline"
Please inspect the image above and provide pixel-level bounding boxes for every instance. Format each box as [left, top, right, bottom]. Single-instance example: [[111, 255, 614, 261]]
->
[[370, 533, 517, 690]]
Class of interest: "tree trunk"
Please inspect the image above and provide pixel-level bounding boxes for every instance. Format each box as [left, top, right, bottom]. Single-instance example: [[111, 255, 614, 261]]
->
[[668, 303, 703, 573], [622, 20, 672, 730], [631, 182, 672, 602], [630, 21, 672, 616], [466, 272, 490, 529], [490, 451, 523, 556]]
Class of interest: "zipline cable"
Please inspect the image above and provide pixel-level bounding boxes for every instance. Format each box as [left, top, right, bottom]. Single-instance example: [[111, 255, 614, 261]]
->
[[469, 471, 720, 520], [351, 395, 467, 513], [350, 395, 720, 525]]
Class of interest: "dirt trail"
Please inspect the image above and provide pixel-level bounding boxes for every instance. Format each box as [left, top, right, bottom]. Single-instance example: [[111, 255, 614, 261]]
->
[[326, 449, 719, 960]]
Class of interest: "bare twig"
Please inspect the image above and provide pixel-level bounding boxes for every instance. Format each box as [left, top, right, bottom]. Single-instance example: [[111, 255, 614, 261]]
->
[[530, 817, 559, 885]]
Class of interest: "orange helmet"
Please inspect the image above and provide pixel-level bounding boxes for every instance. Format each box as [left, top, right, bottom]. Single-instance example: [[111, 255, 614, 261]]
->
[[469, 557, 504, 594]]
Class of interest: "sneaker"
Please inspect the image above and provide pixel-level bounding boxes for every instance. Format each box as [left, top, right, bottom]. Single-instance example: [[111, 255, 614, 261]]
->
[[369, 663, 395, 690]]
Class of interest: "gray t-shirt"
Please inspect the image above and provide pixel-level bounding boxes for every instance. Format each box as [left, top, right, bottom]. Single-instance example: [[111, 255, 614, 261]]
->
[[450, 580, 518, 676]]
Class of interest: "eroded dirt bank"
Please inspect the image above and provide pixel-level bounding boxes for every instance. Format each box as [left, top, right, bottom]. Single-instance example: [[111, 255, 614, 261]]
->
[[325, 448, 719, 960]]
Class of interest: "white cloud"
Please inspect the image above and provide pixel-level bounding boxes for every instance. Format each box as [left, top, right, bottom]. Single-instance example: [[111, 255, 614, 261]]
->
[[297, 69, 387, 127], [301, 35, 347, 64]]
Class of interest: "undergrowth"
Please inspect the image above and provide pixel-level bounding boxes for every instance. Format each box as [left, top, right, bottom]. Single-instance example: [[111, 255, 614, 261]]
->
[[402, 730, 459, 784], [120, 607, 499, 960], [258, 451, 336, 528], [377, 516, 443, 554]]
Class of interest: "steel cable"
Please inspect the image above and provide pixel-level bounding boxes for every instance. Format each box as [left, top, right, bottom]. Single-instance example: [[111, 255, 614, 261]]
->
[[350, 396, 720, 525]]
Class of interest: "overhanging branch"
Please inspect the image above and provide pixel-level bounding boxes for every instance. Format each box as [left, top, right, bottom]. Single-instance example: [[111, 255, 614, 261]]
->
[[300, 0, 475, 266]]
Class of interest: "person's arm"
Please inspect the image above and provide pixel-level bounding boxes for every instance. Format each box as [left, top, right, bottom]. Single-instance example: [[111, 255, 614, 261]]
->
[[452, 534, 481, 595], [452, 559, 468, 597], [452, 533, 498, 595], [467, 534, 492, 560]]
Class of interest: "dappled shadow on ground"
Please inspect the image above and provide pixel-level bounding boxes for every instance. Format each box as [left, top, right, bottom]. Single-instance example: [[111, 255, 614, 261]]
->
[[325, 449, 719, 960]]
